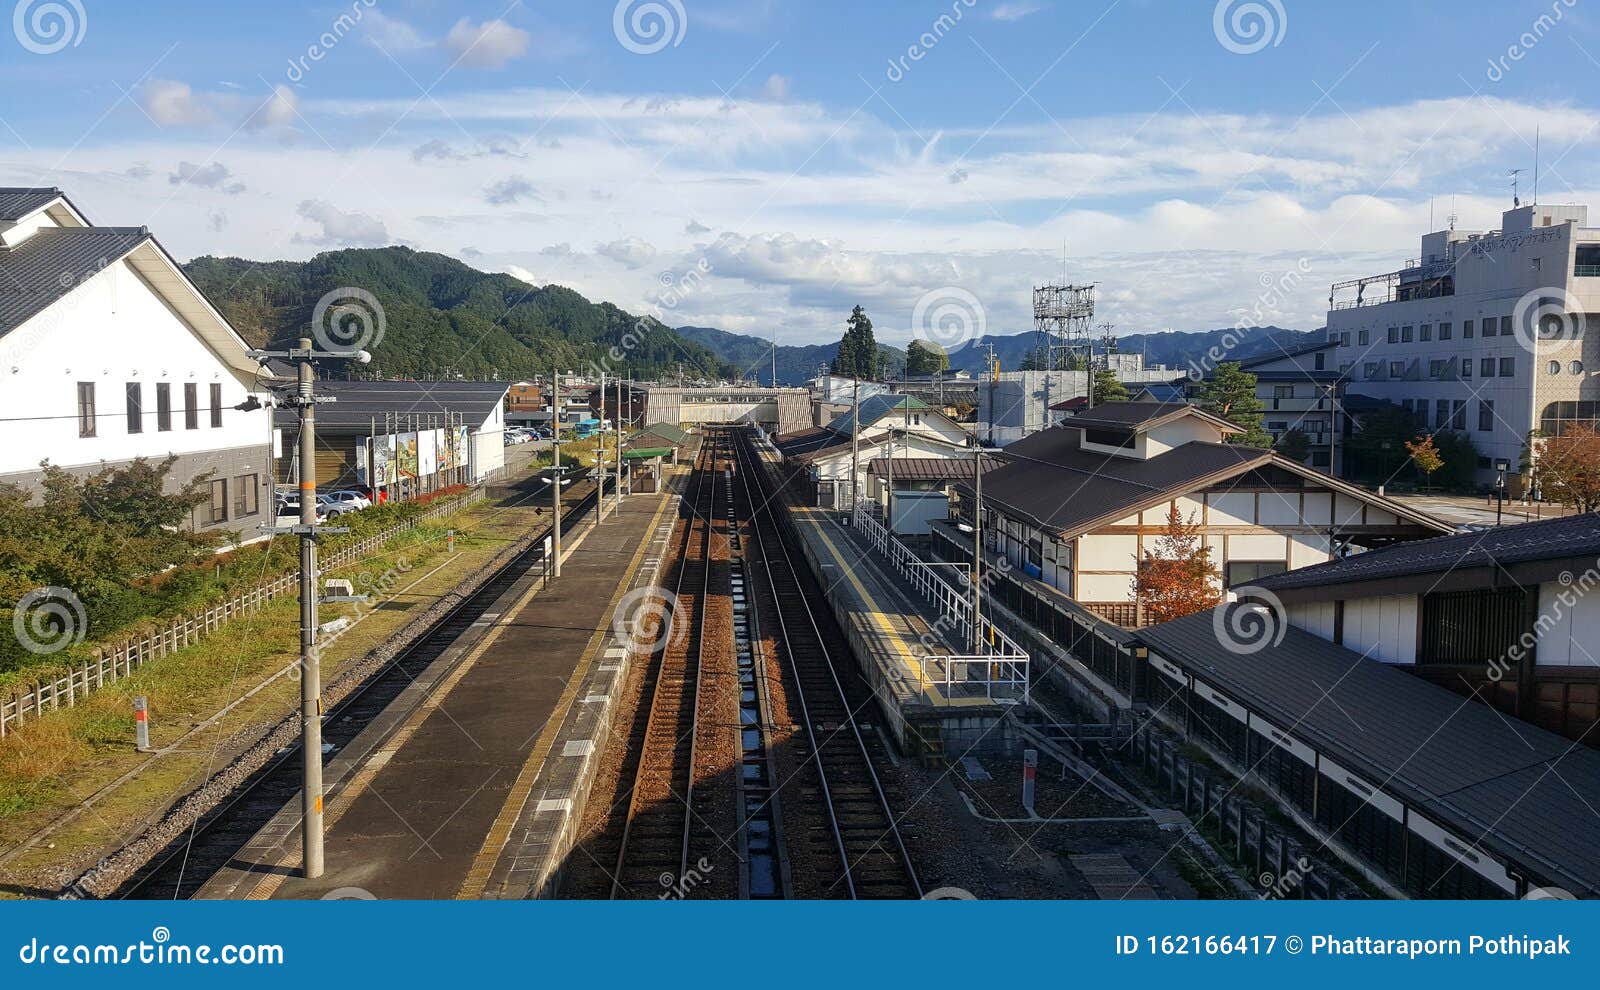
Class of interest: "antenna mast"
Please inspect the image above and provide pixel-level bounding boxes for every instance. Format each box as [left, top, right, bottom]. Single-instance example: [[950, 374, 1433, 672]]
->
[[1033, 280, 1096, 417]]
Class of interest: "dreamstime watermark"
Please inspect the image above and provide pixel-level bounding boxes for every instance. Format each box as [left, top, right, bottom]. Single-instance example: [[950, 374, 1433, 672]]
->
[[1523, 886, 1577, 900], [884, 0, 978, 82], [657, 857, 713, 899], [911, 286, 986, 354], [585, 257, 712, 380], [17, 927, 284, 966], [288, 557, 414, 680], [284, 0, 379, 83], [1, 260, 106, 370], [12, 585, 87, 655], [613, 585, 680, 655], [922, 885, 977, 899], [1187, 258, 1312, 380], [1487, 560, 1600, 683], [1486, 0, 1579, 82], [1508, 286, 1584, 356], [1259, 856, 1314, 899], [321, 886, 377, 899], [311, 286, 386, 353], [1212, 588, 1287, 655], [12, 0, 87, 55], [613, 0, 687, 55], [1212, 0, 1287, 55]]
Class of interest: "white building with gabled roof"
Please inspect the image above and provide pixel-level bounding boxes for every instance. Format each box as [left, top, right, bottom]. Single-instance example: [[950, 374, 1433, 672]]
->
[[0, 187, 278, 532]]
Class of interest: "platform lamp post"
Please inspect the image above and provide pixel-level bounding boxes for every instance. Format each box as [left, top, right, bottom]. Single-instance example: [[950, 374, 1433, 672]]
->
[[1494, 458, 1510, 526], [244, 337, 370, 879]]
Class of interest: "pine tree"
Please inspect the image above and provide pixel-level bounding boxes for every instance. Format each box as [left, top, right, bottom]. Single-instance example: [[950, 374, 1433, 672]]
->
[[1196, 362, 1271, 447], [905, 340, 949, 375], [1091, 366, 1128, 402], [831, 305, 878, 379]]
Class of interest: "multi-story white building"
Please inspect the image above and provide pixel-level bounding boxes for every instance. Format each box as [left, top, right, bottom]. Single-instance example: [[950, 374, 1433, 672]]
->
[[1327, 202, 1600, 487], [0, 187, 277, 531]]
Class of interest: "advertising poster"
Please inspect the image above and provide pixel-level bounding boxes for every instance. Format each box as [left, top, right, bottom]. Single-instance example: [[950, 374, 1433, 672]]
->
[[398, 432, 419, 480], [418, 429, 437, 477]]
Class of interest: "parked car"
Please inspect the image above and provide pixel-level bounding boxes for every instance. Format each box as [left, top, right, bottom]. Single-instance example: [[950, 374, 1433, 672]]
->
[[322, 488, 372, 510], [317, 492, 366, 516], [275, 496, 326, 523]]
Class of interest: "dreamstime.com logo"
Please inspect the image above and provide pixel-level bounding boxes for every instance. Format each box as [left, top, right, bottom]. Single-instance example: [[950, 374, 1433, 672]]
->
[[612, 585, 680, 655], [1509, 286, 1584, 355], [311, 286, 386, 353], [912, 286, 986, 354], [613, 0, 687, 55], [1212, 0, 1287, 55], [1212, 588, 1287, 655], [12, 0, 87, 55], [17, 928, 285, 966], [12, 585, 87, 655]]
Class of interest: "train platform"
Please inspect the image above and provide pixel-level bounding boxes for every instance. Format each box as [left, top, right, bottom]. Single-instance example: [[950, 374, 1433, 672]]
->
[[748, 441, 1023, 758], [196, 482, 680, 900]]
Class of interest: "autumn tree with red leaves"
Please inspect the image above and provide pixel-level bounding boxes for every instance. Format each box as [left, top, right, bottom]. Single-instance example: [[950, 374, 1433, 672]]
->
[[1533, 424, 1600, 512], [1133, 504, 1223, 625]]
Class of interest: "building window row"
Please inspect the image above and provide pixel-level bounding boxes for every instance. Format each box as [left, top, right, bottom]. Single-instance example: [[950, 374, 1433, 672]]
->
[[207, 474, 261, 525], [77, 381, 227, 439]]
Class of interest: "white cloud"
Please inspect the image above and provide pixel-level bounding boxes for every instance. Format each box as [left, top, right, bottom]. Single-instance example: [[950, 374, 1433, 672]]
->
[[760, 74, 790, 102], [595, 237, 659, 269], [169, 161, 245, 194], [294, 199, 390, 247], [505, 264, 541, 286], [248, 85, 298, 129], [142, 79, 212, 126], [685, 218, 712, 234], [443, 18, 530, 69], [362, 9, 430, 53], [990, 2, 1047, 21]]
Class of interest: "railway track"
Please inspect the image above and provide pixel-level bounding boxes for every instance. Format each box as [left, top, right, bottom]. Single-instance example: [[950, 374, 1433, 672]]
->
[[118, 478, 606, 900], [732, 431, 923, 899], [608, 434, 723, 898]]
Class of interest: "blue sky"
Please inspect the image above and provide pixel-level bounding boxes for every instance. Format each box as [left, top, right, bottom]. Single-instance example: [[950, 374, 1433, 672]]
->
[[4, 0, 1599, 346]]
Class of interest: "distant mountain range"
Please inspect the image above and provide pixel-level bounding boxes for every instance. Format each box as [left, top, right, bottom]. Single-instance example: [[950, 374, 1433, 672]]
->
[[679, 324, 1322, 384]]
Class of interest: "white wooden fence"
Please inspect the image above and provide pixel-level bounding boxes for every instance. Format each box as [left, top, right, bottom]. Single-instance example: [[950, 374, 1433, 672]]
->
[[0, 491, 483, 738]]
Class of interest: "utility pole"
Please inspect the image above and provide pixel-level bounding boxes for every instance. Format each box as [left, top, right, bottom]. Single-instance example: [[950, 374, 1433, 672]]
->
[[885, 429, 896, 531], [615, 374, 624, 500], [245, 335, 367, 879], [552, 369, 563, 577], [971, 446, 984, 655], [849, 377, 861, 514], [599, 370, 607, 521]]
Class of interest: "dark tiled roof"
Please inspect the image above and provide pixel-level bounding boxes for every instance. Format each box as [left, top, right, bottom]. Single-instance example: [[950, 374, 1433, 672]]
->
[[274, 380, 510, 431], [865, 456, 998, 481], [1061, 400, 1242, 436], [1137, 606, 1600, 895], [0, 187, 64, 221], [1254, 512, 1600, 592], [0, 226, 150, 333], [960, 430, 1271, 537]]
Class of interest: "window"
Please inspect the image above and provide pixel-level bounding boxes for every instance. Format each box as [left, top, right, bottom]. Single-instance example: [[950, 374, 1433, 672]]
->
[[1314, 351, 1326, 370], [184, 383, 198, 430], [1226, 560, 1288, 585], [1481, 317, 1495, 337], [1387, 326, 1399, 343], [1420, 588, 1531, 664], [1435, 399, 1449, 428], [1572, 361, 1585, 376], [1358, 329, 1371, 346], [1364, 361, 1378, 378], [207, 479, 228, 524], [76, 382, 95, 437], [1389, 361, 1405, 378], [1499, 356, 1515, 377], [210, 383, 223, 428], [1501, 316, 1513, 336], [156, 383, 172, 431], [1450, 400, 1465, 430], [125, 382, 142, 434], [1428, 359, 1445, 378], [1439, 322, 1452, 340], [231, 474, 259, 518], [1420, 323, 1432, 341], [1463, 319, 1474, 338], [1340, 332, 1351, 346], [1541, 400, 1600, 435], [1550, 360, 1562, 375], [1274, 385, 1295, 399], [1480, 357, 1495, 378], [1401, 325, 1414, 342], [1478, 400, 1494, 432], [1461, 357, 1472, 379]]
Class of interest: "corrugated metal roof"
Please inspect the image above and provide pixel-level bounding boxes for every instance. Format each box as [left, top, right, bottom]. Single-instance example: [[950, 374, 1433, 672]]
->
[[1254, 512, 1600, 593], [274, 380, 509, 431], [865, 456, 997, 481], [0, 226, 151, 333], [1137, 605, 1600, 895]]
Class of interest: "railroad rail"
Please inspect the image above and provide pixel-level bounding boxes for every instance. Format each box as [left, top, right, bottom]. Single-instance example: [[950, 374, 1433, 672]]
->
[[118, 477, 607, 900], [608, 433, 722, 898], [732, 430, 923, 899]]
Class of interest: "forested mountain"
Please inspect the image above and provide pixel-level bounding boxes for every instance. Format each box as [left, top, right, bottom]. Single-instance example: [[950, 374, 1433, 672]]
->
[[182, 247, 737, 381], [675, 325, 904, 385]]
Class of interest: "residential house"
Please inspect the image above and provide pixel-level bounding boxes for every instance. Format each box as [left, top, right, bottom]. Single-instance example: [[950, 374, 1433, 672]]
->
[[773, 394, 971, 509]]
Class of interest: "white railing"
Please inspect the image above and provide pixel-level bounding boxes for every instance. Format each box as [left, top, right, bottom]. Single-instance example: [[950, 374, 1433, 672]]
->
[[0, 491, 483, 739], [851, 503, 1029, 704]]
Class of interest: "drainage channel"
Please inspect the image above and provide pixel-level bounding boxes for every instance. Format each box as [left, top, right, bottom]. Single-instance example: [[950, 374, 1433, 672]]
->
[[728, 467, 790, 899]]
